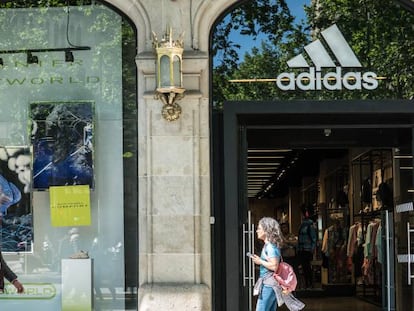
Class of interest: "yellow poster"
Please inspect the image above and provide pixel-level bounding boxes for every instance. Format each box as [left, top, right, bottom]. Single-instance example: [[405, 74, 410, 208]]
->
[[50, 185, 91, 227]]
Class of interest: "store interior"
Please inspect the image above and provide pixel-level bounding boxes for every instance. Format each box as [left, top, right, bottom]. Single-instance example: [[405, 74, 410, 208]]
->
[[246, 126, 412, 307]]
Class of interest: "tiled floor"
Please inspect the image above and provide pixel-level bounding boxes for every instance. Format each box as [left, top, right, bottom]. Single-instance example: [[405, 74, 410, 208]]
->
[[296, 296, 381, 311]]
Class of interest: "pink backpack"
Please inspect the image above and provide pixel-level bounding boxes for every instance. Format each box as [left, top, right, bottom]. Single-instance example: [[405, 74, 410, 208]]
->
[[273, 260, 297, 293]]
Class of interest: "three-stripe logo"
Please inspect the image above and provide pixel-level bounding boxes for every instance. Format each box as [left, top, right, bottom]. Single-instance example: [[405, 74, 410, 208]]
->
[[287, 24, 361, 69], [277, 24, 379, 91]]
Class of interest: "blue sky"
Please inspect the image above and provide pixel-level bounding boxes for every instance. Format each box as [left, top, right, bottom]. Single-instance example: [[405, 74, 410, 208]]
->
[[289, 0, 309, 23], [226, 0, 310, 62]]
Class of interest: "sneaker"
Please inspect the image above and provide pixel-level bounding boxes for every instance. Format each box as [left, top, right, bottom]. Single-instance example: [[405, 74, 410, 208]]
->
[[69, 250, 89, 259]]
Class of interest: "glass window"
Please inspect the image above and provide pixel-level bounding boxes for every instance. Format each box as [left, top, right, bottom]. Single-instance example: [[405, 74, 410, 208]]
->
[[0, 1, 137, 310]]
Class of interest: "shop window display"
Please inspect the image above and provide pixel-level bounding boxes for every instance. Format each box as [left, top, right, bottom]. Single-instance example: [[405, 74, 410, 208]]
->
[[0, 1, 137, 310], [0, 146, 32, 252], [30, 101, 94, 190]]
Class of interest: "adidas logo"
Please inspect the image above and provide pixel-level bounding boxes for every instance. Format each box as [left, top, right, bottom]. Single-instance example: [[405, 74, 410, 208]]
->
[[276, 24, 379, 91]]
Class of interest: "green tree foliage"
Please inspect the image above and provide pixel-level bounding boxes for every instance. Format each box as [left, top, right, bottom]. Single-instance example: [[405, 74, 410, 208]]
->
[[212, 0, 414, 108], [212, 0, 299, 108], [306, 0, 414, 99]]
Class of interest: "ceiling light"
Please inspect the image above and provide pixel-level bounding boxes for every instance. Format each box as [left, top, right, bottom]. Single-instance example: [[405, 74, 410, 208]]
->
[[248, 168, 278, 171], [248, 149, 292, 153], [27, 51, 38, 64], [248, 156, 285, 159], [324, 128, 332, 137], [65, 50, 74, 62], [249, 163, 280, 166]]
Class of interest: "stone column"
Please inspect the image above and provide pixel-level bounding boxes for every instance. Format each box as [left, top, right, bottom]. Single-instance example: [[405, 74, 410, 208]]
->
[[106, 0, 240, 309], [136, 45, 211, 311]]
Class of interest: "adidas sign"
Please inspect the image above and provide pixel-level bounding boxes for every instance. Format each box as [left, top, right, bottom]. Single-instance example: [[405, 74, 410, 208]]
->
[[277, 24, 379, 91], [276, 67, 378, 91]]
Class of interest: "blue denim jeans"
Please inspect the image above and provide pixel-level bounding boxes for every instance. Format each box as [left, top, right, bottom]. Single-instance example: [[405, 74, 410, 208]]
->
[[256, 285, 277, 311]]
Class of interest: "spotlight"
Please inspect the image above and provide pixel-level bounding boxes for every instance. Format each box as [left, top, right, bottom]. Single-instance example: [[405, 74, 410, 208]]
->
[[65, 50, 74, 62], [27, 51, 38, 64]]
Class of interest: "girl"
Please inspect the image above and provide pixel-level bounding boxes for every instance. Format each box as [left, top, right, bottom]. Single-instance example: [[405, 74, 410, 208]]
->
[[251, 217, 283, 311], [251, 217, 305, 311]]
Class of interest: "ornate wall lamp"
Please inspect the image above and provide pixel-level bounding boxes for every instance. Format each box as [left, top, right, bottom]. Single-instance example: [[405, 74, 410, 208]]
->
[[152, 28, 185, 121]]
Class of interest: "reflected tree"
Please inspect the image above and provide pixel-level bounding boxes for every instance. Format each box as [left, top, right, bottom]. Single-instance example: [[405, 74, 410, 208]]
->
[[212, 0, 414, 108]]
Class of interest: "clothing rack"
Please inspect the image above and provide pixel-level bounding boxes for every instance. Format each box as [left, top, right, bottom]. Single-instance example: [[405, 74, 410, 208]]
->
[[350, 149, 393, 306], [352, 211, 382, 306]]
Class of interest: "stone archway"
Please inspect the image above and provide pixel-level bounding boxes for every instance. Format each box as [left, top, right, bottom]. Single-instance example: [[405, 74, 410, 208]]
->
[[100, 1, 248, 310]]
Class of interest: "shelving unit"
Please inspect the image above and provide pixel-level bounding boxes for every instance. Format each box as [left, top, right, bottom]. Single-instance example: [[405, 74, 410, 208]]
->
[[351, 149, 393, 213], [351, 149, 393, 306], [321, 165, 354, 293], [353, 211, 382, 306]]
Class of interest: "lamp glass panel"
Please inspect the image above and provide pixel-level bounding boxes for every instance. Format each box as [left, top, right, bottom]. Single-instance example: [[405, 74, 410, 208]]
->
[[173, 55, 181, 86], [160, 55, 170, 87]]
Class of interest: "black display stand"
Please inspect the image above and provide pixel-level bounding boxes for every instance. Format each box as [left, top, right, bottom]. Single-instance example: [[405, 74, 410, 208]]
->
[[351, 149, 393, 306]]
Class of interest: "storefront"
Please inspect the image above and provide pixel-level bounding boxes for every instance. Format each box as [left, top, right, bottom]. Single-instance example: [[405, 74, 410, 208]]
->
[[220, 100, 414, 311], [0, 0, 413, 311], [214, 1, 414, 311], [0, 1, 138, 310]]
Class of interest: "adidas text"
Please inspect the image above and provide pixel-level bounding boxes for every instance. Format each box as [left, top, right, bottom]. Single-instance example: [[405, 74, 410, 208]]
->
[[276, 67, 378, 91]]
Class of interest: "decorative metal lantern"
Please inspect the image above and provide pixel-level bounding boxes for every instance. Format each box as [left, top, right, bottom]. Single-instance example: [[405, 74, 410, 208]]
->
[[152, 28, 185, 121]]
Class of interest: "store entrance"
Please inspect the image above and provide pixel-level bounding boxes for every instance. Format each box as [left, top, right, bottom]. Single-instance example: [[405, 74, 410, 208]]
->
[[242, 139, 398, 311], [218, 100, 414, 311]]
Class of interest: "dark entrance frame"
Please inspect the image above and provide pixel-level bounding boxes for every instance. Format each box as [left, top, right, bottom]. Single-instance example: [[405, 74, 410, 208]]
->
[[214, 99, 414, 310]]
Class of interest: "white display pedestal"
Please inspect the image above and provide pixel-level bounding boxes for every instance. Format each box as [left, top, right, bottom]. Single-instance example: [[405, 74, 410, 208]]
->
[[61, 258, 93, 311]]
